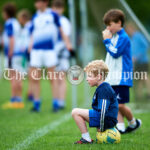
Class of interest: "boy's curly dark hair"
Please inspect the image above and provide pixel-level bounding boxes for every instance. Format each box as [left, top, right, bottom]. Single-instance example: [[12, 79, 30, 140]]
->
[[103, 9, 125, 27]]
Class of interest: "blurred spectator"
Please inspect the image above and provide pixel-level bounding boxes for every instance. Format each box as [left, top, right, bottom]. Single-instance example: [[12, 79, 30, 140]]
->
[[17, 9, 34, 101], [29, 0, 72, 112], [126, 22, 150, 100], [2, 2, 24, 109], [51, 0, 71, 112], [0, 24, 3, 78]]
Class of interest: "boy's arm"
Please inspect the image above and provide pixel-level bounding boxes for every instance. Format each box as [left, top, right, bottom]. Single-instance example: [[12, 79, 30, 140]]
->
[[28, 35, 33, 53], [6, 23, 14, 58], [103, 32, 128, 58], [28, 19, 34, 53], [59, 27, 72, 50], [8, 37, 14, 58], [98, 99, 110, 131], [52, 11, 72, 51]]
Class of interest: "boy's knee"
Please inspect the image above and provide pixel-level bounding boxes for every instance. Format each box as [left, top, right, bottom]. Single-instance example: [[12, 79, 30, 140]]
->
[[119, 104, 125, 110], [71, 108, 79, 117]]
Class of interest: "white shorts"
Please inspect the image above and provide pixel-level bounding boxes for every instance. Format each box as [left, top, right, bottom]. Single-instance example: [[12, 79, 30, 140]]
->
[[56, 58, 70, 72], [30, 49, 58, 68], [4, 56, 25, 73], [55, 43, 70, 72]]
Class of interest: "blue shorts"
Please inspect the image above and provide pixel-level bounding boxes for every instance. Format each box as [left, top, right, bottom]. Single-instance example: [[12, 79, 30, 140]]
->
[[112, 86, 130, 104], [89, 109, 117, 130]]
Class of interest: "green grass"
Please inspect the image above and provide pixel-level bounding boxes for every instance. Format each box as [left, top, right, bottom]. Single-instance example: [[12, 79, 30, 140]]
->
[[0, 79, 150, 150]]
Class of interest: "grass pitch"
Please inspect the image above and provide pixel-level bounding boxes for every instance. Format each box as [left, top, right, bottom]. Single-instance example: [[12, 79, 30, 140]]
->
[[0, 79, 150, 150]]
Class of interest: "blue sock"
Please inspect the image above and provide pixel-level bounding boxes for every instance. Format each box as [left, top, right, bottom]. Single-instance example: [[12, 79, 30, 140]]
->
[[16, 97, 22, 102], [10, 97, 16, 103], [52, 98, 59, 110], [33, 100, 41, 111]]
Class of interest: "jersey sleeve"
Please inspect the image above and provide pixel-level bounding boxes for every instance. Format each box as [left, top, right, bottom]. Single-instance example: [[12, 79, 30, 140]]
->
[[6, 23, 13, 37], [61, 17, 71, 36], [98, 99, 110, 131], [29, 15, 36, 35], [103, 36, 129, 58], [51, 11, 61, 27]]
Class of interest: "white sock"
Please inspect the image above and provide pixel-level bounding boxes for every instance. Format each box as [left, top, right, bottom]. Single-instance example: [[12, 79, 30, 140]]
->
[[116, 123, 125, 132], [82, 132, 91, 142], [128, 118, 136, 128]]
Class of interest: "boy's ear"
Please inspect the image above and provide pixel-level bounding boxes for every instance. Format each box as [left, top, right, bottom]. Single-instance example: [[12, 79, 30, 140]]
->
[[97, 74, 102, 80], [118, 20, 122, 26]]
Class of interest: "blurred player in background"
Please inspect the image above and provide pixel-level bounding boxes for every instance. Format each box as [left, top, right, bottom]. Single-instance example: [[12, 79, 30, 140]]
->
[[2, 2, 24, 109], [29, 0, 72, 112], [102, 9, 141, 134], [17, 9, 34, 102], [51, 0, 71, 112], [126, 22, 150, 101], [0, 24, 3, 78]]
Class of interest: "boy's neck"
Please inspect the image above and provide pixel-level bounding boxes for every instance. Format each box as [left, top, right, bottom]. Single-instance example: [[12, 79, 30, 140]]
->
[[39, 7, 47, 12], [116, 27, 123, 33], [96, 80, 105, 87]]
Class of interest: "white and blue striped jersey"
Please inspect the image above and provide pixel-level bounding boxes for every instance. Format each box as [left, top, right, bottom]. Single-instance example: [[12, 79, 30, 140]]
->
[[30, 8, 61, 50], [3, 18, 22, 56], [104, 28, 133, 87]]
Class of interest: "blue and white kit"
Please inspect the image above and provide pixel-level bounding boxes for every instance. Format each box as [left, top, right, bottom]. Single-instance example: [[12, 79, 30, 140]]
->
[[104, 28, 133, 87], [30, 8, 61, 68], [3, 18, 25, 72], [55, 15, 71, 71]]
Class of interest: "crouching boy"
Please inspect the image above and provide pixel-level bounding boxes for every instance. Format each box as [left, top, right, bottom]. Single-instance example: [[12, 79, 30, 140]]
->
[[72, 60, 118, 144]]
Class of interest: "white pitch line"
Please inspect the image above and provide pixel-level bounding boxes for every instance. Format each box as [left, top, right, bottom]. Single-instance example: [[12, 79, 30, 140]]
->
[[9, 113, 71, 150]]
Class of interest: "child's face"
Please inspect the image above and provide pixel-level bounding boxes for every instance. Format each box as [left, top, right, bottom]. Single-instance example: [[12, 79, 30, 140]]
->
[[18, 17, 25, 25], [52, 7, 64, 15], [106, 21, 122, 34], [35, 1, 47, 10], [86, 73, 99, 87]]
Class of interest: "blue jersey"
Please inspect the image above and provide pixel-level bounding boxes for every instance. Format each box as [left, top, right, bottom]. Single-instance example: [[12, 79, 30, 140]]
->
[[3, 18, 22, 56], [30, 8, 60, 50], [92, 82, 118, 122], [104, 28, 133, 87], [131, 31, 149, 64]]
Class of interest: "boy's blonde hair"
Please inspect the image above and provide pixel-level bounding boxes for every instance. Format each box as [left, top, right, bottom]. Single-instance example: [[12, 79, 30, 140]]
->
[[84, 60, 109, 79]]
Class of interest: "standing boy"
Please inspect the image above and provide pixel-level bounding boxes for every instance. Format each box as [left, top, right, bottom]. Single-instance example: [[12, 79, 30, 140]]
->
[[51, 0, 72, 112], [72, 60, 118, 144], [102, 9, 141, 133], [17, 9, 34, 102], [29, 0, 72, 112], [2, 2, 24, 109]]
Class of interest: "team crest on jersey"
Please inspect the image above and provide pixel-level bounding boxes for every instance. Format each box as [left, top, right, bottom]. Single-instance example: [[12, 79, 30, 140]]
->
[[67, 65, 84, 85]]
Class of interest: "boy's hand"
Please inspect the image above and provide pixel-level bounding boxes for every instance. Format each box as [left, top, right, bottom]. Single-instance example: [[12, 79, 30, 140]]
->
[[102, 29, 112, 40]]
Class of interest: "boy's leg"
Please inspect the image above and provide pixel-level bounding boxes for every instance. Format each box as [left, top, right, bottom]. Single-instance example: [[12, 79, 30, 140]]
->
[[31, 67, 41, 112], [72, 108, 92, 143], [119, 104, 142, 133], [47, 67, 59, 112], [72, 108, 89, 133], [117, 110, 125, 133], [27, 67, 34, 101], [57, 72, 66, 109], [119, 104, 133, 121]]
